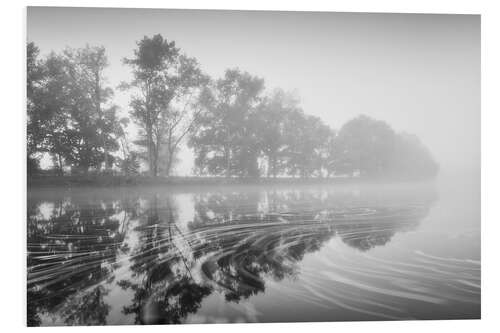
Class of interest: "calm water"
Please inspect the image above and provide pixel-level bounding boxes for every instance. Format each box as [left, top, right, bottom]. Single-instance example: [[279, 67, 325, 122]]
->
[[27, 181, 480, 326]]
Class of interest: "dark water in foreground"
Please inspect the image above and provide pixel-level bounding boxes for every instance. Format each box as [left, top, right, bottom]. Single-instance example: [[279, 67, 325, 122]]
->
[[27, 182, 480, 326]]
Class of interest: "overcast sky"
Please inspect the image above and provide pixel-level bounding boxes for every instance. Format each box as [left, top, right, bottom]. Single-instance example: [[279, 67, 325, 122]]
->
[[27, 7, 480, 176]]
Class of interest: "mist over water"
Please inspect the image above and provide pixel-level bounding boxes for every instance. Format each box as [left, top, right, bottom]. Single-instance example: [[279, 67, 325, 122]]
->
[[27, 181, 480, 325], [26, 8, 480, 326]]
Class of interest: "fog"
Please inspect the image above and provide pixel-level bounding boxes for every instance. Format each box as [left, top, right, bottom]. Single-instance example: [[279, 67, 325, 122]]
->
[[27, 7, 480, 179], [26, 8, 481, 325]]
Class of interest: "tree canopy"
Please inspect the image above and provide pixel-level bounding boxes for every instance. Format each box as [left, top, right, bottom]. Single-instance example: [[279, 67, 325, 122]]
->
[[27, 44, 124, 174], [189, 68, 265, 177], [121, 34, 208, 176], [334, 115, 438, 179], [27, 36, 439, 181]]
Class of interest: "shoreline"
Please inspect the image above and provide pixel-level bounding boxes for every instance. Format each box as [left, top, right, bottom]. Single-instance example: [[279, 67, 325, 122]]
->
[[27, 175, 436, 189]]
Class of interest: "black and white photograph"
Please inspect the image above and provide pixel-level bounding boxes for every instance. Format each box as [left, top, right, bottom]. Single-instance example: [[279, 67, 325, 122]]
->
[[25, 6, 481, 327]]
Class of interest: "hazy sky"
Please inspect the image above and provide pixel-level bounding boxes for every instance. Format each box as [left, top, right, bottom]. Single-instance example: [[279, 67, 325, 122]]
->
[[27, 7, 480, 176]]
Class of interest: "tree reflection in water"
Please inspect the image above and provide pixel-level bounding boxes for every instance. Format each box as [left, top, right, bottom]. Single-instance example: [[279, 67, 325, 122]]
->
[[27, 186, 436, 326], [27, 195, 131, 325], [116, 195, 212, 324]]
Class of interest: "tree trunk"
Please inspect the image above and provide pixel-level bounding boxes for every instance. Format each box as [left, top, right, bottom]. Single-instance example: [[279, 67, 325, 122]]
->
[[225, 147, 231, 178], [95, 70, 108, 171], [272, 155, 277, 178], [57, 154, 64, 176], [266, 155, 271, 178], [165, 148, 174, 177], [267, 154, 277, 178], [152, 143, 158, 177], [147, 125, 155, 177]]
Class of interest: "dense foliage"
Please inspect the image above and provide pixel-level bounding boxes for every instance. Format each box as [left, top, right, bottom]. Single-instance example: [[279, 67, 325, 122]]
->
[[27, 35, 439, 180], [121, 34, 208, 176], [27, 43, 125, 174]]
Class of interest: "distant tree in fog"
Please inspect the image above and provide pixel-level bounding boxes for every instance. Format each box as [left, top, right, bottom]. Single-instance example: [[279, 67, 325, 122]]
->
[[388, 133, 439, 179], [122, 34, 208, 177], [335, 115, 397, 177], [189, 69, 265, 177], [254, 89, 298, 178], [281, 110, 332, 178], [334, 115, 438, 179], [317, 127, 338, 178]]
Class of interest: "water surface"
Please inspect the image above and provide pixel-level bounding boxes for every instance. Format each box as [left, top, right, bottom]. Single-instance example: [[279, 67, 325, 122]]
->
[[27, 182, 480, 325]]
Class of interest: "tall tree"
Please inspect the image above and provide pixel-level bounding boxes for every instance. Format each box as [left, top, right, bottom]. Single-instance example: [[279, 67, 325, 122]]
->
[[61, 46, 121, 173], [122, 34, 207, 177], [27, 45, 122, 174], [281, 110, 331, 178], [27, 42, 46, 173], [317, 127, 338, 178], [254, 89, 299, 178], [27, 48, 72, 174], [76, 46, 118, 170], [189, 69, 265, 177], [388, 132, 439, 179], [335, 115, 396, 177]]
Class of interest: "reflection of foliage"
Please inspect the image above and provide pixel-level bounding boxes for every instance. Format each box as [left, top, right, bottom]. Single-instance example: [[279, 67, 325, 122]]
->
[[190, 191, 432, 302], [199, 222, 333, 303], [121, 277, 212, 324], [329, 206, 428, 251], [341, 230, 394, 251], [116, 196, 213, 324], [191, 191, 261, 228], [188, 189, 339, 302], [61, 286, 110, 326], [27, 186, 435, 326], [27, 198, 128, 326], [27, 291, 42, 327]]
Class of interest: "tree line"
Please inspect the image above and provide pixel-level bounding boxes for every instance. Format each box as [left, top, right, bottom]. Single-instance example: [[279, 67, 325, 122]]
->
[[27, 34, 439, 180]]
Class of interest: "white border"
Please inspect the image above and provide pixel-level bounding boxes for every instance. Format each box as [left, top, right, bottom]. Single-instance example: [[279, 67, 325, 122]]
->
[[1, 1, 498, 332]]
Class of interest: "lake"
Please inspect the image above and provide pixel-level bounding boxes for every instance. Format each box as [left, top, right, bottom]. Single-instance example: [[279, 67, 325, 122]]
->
[[27, 180, 480, 325]]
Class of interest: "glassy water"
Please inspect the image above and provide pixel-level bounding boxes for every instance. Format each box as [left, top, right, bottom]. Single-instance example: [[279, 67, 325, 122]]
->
[[27, 181, 480, 326]]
